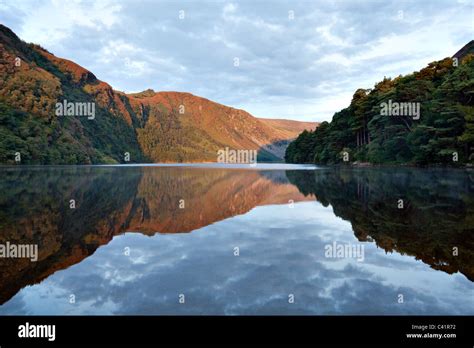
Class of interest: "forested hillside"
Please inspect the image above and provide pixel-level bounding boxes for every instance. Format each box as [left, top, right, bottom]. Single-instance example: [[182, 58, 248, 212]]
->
[[0, 24, 314, 164], [286, 43, 474, 166]]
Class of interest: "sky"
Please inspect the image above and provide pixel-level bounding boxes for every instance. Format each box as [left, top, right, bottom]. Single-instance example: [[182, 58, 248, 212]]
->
[[0, 0, 473, 122]]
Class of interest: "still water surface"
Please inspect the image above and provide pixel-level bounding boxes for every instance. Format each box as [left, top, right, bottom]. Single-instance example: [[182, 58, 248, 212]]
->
[[0, 164, 472, 314]]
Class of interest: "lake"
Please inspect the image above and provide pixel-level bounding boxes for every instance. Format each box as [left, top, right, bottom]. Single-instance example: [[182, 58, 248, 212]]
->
[[0, 164, 473, 315]]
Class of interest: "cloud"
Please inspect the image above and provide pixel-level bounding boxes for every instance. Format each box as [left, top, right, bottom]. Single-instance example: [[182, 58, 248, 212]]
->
[[0, 0, 471, 122]]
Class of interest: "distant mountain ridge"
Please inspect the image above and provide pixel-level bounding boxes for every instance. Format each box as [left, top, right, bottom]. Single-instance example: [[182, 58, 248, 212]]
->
[[0, 24, 317, 164], [453, 40, 474, 61]]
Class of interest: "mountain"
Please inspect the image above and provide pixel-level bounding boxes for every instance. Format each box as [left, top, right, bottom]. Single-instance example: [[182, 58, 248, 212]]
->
[[453, 40, 474, 61], [125, 90, 317, 162], [0, 24, 316, 164], [259, 118, 317, 136], [285, 42, 474, 165]]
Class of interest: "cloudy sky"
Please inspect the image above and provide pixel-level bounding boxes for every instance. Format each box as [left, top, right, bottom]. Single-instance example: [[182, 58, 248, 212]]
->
[[0, 0, 472, 122]]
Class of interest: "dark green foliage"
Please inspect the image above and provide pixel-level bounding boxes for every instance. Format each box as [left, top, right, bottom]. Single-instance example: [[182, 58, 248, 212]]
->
[[286, 56, 474, 165], [0, 98, 146, 164]]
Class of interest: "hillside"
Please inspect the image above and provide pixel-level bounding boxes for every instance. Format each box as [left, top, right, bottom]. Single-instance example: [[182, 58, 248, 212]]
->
[[259, 118, 317, 136], [125, 90, 316, 162], [285, 42, 474, 166], [453, 40, 474, 61], [0, 24, 316, 164]]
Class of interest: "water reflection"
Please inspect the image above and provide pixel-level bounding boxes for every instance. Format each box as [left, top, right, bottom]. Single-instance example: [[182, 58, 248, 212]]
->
[[0, 166, 313, 305], [288, 168, 474, 282], [0, 165, 472, 314]]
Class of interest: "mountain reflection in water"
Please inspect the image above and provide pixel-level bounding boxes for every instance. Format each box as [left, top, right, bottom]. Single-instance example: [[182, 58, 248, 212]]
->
[[0, 165, 472, 314]]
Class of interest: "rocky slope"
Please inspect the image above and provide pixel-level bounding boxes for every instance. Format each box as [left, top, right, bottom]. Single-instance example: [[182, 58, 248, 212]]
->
[[0, 24, 317, 164]]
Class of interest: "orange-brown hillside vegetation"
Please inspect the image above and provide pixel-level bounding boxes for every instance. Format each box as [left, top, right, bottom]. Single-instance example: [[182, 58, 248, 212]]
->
[[0, 24, 318, 164]]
